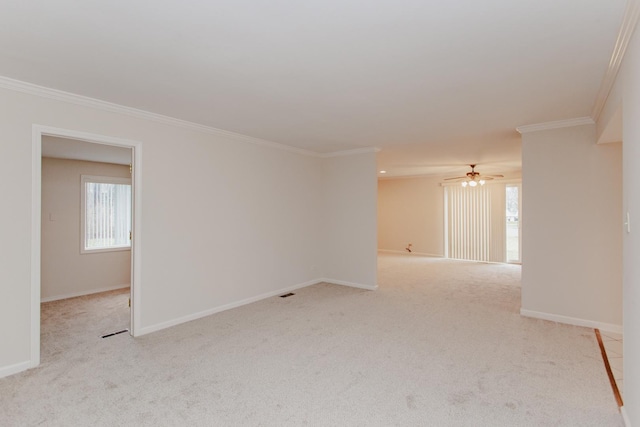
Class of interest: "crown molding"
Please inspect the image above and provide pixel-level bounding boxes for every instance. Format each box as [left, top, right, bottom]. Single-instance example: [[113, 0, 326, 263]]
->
[[516, 116, 594, 134], [0, 75, 323, 157], [591, 0, 640, 121], [320, 147, 380, 158]]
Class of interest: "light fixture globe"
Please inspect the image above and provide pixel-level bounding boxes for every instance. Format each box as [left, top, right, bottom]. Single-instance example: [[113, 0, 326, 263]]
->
[[447, 164, 505, 188]]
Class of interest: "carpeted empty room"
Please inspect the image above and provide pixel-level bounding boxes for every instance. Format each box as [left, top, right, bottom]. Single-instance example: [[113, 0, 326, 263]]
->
[[0, 253, 622, 426]]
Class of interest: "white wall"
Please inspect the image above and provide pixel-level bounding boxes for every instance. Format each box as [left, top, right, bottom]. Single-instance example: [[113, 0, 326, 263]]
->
[[0, 84, 377, 375], [377, 176, 517, 262], [377, 177, 444, 256], [619, 16, 640, 426], [488, 183, 508, 262], [41, 158, 131, 301], [323, 152, 378, 288], [521, 124, 622, 330]]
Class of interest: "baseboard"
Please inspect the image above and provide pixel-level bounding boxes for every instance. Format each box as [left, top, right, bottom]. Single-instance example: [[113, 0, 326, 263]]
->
[[136, 279, 322, 336], [321, 278, 378, 291], [520, 309, 623, 334], [378, 249, 443, 258], [41, 284, 130, 303], [0, 360, 34, 379], [621, 406, 630, 427]]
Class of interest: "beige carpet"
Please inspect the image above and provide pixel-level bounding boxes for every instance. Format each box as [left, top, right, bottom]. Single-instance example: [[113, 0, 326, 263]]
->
[[0, 254, 622, 426]]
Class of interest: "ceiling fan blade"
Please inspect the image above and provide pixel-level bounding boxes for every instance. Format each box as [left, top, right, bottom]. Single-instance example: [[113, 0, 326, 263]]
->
[[445, 165, 505, 182]]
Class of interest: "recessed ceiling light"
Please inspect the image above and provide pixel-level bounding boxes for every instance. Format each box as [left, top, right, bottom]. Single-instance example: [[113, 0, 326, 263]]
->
[[379, 170, 387, 174]]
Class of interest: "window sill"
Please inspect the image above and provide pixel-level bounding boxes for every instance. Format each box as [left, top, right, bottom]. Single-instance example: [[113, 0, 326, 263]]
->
[[81, 246, 131, 255]]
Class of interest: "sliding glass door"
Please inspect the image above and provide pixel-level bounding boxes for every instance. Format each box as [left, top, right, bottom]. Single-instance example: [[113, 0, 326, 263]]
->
[[505, 184, 521, 263], [444, 181, 522, 263]]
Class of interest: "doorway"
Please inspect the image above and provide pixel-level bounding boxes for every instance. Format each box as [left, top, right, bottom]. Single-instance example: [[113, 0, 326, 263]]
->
[[30, 125, 142, 368]]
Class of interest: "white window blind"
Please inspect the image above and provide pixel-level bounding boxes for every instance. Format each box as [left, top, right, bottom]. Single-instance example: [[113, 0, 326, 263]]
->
[[445, 185, 491, 261], [444, 184, 506, 262], [81, 175, 131, 253]]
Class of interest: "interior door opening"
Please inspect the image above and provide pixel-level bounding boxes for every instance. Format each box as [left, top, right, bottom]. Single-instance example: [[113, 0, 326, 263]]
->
[[41, 137, 133, 350], [31, 125, 142, 369]]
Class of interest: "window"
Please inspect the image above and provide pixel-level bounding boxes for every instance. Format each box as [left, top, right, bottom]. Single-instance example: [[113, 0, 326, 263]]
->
[[81, 175, 132, 253], [505, 184, 521, 263]]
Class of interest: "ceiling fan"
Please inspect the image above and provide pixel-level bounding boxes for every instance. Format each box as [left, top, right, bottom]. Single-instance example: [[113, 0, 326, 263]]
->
[[444, 164, 504, 187]]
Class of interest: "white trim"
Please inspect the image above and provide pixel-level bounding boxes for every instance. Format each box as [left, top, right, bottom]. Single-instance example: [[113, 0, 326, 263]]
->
[[30, 130, 42, 371], [34, 125, 142, 149], [136, 279, 322, 336], [321, 278, 379, 291], [79, 246, 131, 255], [31, 126, 143, 374], [0, 360, 34, 379], [0, 76, 322, 157], [516, 117, 594, 134], [130, 139, 142, 337], [41, 284, 130, 303], [621, 406, 630, 427], [0, 77, 386, 159], [592, 0, 640, 121], [378, 249, 444, 258], [520, 309, 623, 334]]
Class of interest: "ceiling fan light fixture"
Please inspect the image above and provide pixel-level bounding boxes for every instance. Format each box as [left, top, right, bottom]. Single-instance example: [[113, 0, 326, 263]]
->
[[447, 165, 504, 187]]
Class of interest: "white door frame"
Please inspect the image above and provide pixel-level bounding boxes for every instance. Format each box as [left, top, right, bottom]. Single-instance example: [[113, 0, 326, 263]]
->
[[30, 125, 143, 368]]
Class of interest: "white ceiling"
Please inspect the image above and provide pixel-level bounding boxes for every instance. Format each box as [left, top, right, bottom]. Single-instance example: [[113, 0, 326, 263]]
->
[[0, 0, 627, 177], [42, 136, 132, 165]]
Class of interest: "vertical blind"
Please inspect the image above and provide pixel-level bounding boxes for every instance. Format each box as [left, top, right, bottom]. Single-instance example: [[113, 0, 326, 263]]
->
[[445, 184, 505, 262], [84, 181, 131, 250]]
